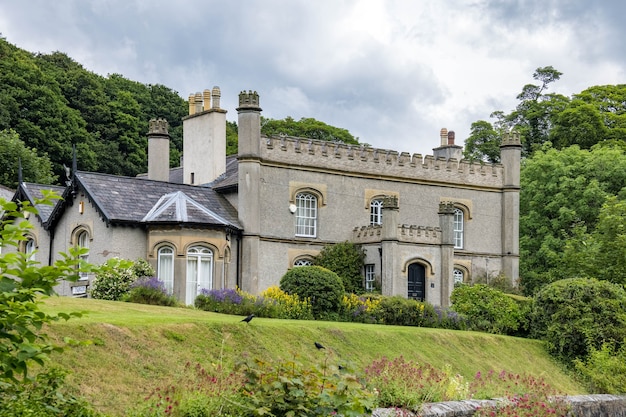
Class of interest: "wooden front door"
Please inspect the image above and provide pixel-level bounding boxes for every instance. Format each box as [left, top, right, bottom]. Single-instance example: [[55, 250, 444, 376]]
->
[[408, 263, 425, 301]]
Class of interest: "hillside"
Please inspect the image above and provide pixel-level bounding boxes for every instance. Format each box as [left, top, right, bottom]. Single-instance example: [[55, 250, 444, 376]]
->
[[41, 297, 584, 416]]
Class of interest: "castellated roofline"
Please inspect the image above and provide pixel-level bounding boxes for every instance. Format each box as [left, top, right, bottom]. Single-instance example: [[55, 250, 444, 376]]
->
[[260, 134, 506, 188]]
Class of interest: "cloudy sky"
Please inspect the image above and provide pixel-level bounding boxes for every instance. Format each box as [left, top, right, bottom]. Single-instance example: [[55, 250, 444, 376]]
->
[[1, 0, 624, 155]]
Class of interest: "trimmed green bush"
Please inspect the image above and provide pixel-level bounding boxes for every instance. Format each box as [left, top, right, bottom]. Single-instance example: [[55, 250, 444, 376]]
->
[[530, 278, 626, 363], [451, 284, 525, 335], [280, 266, 345, 319], [314, 241, 366, 294]]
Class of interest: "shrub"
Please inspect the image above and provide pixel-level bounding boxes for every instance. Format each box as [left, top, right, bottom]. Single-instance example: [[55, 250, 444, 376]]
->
[[339, 293, 382, 323], [376, 296, 434, 327], [530, 278, 626, 363], [260, 286, 314, 320], [313, 241, 366, 294], [195, 288, 283, 319], [238, 355, 376, 416], [280, 266, 345, 319], [451, 284, 525, 335], [0, 368, 101, 417], [125, 277, 178, 307], [90, 258, 154, 301], [574, 342, 626, 394]]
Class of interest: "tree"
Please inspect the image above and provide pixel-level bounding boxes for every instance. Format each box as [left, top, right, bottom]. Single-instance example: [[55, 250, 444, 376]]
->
[[519, 143, 626, 294], [313, 241, 365, 294], [0, 129, 56, 188], [562, 196, 626, 286], [462, 120, 502, 163], [261, 116, 360, 145], [0, 195, 93, 381]]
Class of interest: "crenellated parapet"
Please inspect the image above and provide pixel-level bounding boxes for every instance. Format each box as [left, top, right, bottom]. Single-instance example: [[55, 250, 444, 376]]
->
[[148, 118, 169, 135], [353, 224, 442, 244], [501, 130, 521, 147], [262, 135, 505, 188], [237, 90, 261, 111]]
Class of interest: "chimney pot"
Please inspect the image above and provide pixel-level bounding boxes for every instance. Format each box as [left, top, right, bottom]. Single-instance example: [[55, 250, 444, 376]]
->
[[440, 128, 448, 146], [448, 131, 455, 145]]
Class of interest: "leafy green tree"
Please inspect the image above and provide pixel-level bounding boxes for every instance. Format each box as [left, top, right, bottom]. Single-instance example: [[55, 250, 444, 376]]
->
[[0, 129, 56, 188], [0, 195, 93, 381], [507, 66, 569, 154], [261, 116, 360, 145], [562, 196, 626, 286], [462, 120, 502, 163], [314, 241, 366, 294], [519, 143, 626, 294]]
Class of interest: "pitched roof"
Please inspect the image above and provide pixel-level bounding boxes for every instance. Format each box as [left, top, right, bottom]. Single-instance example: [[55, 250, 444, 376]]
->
[[75, 171, 241, 229], [210, 155, 238, 190], [16, 183, 66, 225]]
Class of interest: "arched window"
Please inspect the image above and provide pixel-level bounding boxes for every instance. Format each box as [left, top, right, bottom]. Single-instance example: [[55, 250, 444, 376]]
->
[[158, 246, 175, 295], [24, 238, 36, 261], [293, 258, 313, 267], [370, 199, 383, 225], [453, 268, 464, 285], [453, 208, 464, 249], [295, 192, 317, 237], [76, 230, 90, 280], [186, 246, 213, 305]]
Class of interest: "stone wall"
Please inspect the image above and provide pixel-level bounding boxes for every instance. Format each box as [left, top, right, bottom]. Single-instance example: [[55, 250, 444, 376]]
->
[[371, 395, 626, 416]]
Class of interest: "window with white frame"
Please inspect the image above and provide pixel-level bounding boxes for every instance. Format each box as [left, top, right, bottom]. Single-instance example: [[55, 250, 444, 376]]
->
[[453, 268, 464, 285], [77, 230, 89, 280], [365, 264, 376, 292], [186, 246, 213, 305], [293, 258, 313, 267], [295, 192, 317, 237], [158, 246, 175, 295], [370, 199, 383, 225], [453, 208, 464, 249]]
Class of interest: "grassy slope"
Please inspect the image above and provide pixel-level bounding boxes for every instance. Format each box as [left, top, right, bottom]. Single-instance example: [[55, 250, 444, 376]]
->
[[41, 297, 584, 416]]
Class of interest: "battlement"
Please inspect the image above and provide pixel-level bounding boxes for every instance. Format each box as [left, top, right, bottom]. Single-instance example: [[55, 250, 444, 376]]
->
[[148, 118, 169, 135], [261, 135, 506, 188], [353, 224, 441, 244], [501, 130, 521, 147], [237, 90, 261, 110]]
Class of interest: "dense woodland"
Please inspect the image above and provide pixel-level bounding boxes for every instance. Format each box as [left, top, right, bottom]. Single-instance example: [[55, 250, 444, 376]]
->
[[0, 37, 356, 188], [2, 37, 626, 296]]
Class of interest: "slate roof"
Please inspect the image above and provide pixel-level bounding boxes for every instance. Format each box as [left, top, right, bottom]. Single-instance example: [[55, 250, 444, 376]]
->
[[210, 155, 239, 190], [17, 183, 66, 225], [75, 171, 241, 230], [0, 185, 14, 201]]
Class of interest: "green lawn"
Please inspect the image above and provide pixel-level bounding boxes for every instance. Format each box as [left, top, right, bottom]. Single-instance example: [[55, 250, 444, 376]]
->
[[41, 296, 584, 416]]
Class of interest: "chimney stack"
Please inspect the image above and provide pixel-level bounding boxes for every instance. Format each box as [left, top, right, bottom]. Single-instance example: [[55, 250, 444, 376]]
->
[[433, 127, 463, 161], [147, 118, 170, 182], [182, 86, 227, 185]]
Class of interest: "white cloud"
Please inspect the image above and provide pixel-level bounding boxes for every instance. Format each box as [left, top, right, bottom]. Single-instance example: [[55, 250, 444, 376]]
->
[[0, 0, 625, 156]]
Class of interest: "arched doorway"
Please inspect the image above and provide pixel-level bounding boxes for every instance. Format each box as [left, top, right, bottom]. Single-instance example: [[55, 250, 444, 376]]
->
[[407, 263, 426, 301]]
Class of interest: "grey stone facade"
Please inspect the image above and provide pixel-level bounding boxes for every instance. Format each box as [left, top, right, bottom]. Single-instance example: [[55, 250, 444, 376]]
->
[[7, 87, 521, 306]]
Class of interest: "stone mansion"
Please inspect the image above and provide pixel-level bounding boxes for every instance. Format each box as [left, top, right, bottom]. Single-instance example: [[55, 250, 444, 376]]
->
[[11, 87, 521, 306]]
